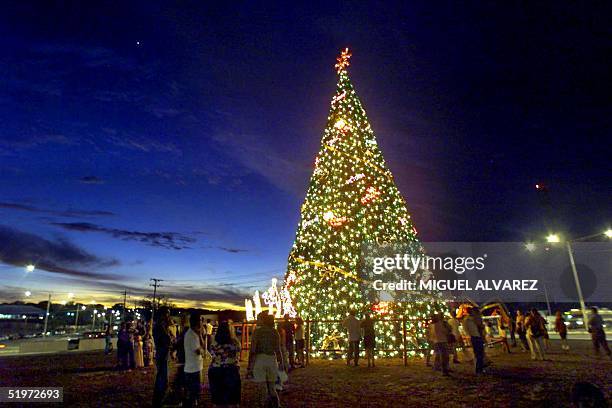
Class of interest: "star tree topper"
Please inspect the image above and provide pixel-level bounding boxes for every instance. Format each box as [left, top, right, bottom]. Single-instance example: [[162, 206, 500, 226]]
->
[[334, 47, 352, 74]]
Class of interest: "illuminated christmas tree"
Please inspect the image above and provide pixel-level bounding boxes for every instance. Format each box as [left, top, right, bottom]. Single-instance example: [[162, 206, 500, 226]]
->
[[285, 48, 446, 357]]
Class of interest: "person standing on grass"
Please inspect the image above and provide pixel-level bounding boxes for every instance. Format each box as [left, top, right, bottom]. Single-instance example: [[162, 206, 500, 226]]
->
[[497, 316, 511, 354], [462, 308, 485, 374], [294, 317, 305, 367], [209, 321, 241, 407], [515, 309, 529, 352], [117, 322, 134, 370], [281, 314, 296, 370], [134, 323, 145, 368], [277, 321, 289, 374], [424, 317, 434, 367], [525, 309, 546, 361], [555, 311, 570, 351], [447, 310, 462, 364], [342, 310, 361, 367], [429, 313, 451, 376], [143, 319, 154, 367], [169, 314, 189, 404], [153, 306, 174, 407], [247, 312, 285, 408], [104, 324, 113, 355], [361, 314, 376, 368], [205, 319, 214, 353], [508, 312, 517, 347], [183, 312, 204, 407], [542, 317, 551, 350], [588, 307, 611, 359]]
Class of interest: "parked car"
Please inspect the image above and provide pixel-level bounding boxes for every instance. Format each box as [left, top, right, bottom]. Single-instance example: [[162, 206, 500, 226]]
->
[[81, 331, 105, 339]]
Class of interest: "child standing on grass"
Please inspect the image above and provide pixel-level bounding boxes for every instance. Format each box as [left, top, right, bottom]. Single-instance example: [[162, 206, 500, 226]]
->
[[294, 317, 305, 367], [555, 311, 570, 351], [361, 314, 376, 368]]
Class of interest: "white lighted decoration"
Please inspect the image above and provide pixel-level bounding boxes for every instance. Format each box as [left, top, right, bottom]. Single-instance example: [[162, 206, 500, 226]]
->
[[245, 299, 254, 322], [334, 118, 347, 129], [346, 173, 365, 184], [253, 290, 262, 318], [302, 216, 319, 228], [323, 210, 348, 227], [262, 278, 281, 317], [331, 90, 346, 106], [245, 278, 297, 321], [280, 285, 297, 318]]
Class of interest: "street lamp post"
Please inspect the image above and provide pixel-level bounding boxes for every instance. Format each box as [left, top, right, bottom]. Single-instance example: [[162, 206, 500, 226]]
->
[[43, 293, 51, 337], [91, 309, 97, 331], [546, 229, 612, 330], [565, 241, 588, 329]]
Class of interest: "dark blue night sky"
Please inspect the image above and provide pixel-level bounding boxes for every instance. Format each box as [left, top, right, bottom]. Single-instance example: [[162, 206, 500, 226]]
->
[[1, 2, 610, 307]]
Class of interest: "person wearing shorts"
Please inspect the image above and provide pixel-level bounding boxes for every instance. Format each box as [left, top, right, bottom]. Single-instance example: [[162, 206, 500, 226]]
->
[[248, 313, 284, 408]]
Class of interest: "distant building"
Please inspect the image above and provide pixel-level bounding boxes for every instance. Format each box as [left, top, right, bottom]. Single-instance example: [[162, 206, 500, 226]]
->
[[0, 305, 46, 337]]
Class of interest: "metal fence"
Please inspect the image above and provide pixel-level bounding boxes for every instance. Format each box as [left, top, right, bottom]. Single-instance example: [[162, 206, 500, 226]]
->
[[232, 317, 432, 367]]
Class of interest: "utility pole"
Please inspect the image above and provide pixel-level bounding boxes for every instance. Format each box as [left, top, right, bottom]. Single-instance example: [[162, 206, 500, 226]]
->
[[123, 290, 128, 321], [150, 278, 164, 322]]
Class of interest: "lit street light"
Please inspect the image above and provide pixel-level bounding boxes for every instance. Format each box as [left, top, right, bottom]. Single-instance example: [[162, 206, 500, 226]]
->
[[25, 264, 35, 272], [546, 229, 612, 328]]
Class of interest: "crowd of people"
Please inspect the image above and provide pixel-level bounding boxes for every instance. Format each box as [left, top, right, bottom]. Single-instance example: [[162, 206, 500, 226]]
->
[[148, 308, 307, 407], [104, 320, 154, 370], [100, 305, 609, 406], [338, 305, 611, 378]]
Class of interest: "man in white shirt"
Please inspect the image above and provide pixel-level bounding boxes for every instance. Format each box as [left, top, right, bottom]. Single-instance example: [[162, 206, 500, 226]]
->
[[184, 313, 204, 407], [342, 310, 361, 366], [462, 309, 485, 374]]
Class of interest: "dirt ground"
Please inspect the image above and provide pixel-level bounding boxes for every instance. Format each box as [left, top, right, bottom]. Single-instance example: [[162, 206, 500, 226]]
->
[[0, 340, 610, 407]]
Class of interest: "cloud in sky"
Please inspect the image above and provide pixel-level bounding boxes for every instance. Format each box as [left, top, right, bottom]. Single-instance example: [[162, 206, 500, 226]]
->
[[217, 247, 249, 254], [0, 225, 119, 281], [202, 245, 250, 254], [79, 176, 104, 184], [50, 222, 197, 250], [0, 202, 115, 217], [212, 131, 311, 195]]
